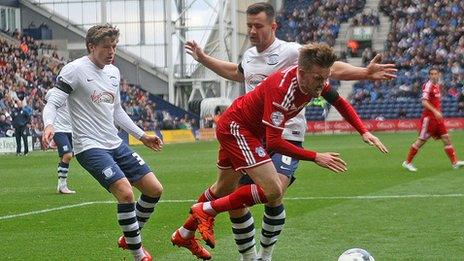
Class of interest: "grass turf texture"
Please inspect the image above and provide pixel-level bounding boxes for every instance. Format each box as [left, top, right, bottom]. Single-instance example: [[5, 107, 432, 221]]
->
[[1, 131, 463, 260]]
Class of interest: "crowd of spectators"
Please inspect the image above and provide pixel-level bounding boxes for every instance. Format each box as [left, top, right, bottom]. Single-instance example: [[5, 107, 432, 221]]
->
[[350, 9, 380, 27], [0, 31, 197, 149], [276, 0, 365, 46], [351, 0, 464, 111]]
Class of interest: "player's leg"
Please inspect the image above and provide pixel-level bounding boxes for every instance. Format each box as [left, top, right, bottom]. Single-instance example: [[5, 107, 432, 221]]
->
[[15, 126, 22, 155], [440, 133, 464, 169], [75, 147, 149, 261], [403, 117, 429, 171], [191, 162, 282, 249], [172, 167, 240, 260], [54, 133, 75, 194]]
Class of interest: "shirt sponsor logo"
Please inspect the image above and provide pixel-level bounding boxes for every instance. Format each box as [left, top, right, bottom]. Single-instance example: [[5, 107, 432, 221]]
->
[[246, 74, 267, 87], [255, 146, 266, 157], [86, 78, 94, 82], [271, 111, 284, 126], [90, 90, 115, 104]]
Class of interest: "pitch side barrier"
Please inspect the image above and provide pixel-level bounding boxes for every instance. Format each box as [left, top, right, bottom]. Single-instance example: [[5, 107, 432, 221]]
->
[[307, 118, 464, 134]]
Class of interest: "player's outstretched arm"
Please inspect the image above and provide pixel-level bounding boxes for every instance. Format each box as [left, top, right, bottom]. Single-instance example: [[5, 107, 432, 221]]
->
[[140, 134, 163, 151], [185, 40, 244, 82], [314, 152, 347, 173], [361, 132, 389, 153], [330, 54, 397, 81]]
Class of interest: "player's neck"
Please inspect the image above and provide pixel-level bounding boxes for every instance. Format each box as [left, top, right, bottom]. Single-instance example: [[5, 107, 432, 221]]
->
[[256, 37, 276, 53], [87, 55, 105, 69]]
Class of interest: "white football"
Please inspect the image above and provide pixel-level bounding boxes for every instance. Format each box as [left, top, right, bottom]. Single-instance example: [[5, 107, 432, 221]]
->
[[338, 248, 375, 261]]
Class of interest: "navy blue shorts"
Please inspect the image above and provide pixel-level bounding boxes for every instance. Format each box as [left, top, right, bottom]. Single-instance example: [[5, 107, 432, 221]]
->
[[239, 140, 302, 186], [75, 143, 151, 191], [53, 132, 73, 157]]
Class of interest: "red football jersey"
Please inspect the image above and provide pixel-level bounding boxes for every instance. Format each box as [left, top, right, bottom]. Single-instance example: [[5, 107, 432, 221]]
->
[[421, 80, 441, 118], [220, 65, 331, 140]]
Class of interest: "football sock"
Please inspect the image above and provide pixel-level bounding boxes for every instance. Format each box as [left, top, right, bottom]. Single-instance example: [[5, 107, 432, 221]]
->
[[210, 184, 267, 213], [260, 204, 285, 249], [231, 211, 256, 254], [57, 161, 69, 187], [135, 194, 160, 229], [406, 146, 418, 163], [117, 203, 143, 258], [444, 145, 457, 165], [181, 187, 217, 238]]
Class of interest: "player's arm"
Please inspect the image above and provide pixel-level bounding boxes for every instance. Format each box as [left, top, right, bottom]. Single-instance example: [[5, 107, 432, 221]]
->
[[322, 86, 389, 153], [185, 40, 244, 82], [330, 54, 397, 81], [264, 125, 347, 173], [113, 101, 163, 151], [42, 87, 69, 147], [422, 99, 442, 120]]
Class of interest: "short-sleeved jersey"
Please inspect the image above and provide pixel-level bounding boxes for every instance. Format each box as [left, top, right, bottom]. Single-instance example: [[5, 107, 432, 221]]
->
[[421, 80, 441, 118], [221, 65, 331, 140], [239, 38, 306, 141], [57, 56, 122, 154], [45, 91, 72, 133]]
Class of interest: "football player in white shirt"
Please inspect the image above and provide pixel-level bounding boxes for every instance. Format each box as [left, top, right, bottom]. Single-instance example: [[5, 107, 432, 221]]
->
[[45, 91, 75, 194], [42, 24, 162, 261], [172, 2, 395, 261]]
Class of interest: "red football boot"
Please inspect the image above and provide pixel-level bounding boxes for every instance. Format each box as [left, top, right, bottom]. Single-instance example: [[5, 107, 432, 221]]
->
[[190, 203, 216, 248], [171, 229, 211, 260]]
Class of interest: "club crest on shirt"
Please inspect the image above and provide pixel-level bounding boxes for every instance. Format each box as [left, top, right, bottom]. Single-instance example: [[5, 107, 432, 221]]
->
[[271, 111, 284, 126], [255, 146, 266, 157], [109, 75, 119, 87], [90, 90, 115, 104], [267, 53, 279, 65]]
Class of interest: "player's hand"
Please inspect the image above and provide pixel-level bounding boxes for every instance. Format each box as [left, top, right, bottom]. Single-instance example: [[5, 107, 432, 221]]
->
[[366, 54, 397, 80], [362, 132, 389, 153], [140, 134, 163, 152], [185, 40, 205, 62], [42, 124, 54, 149], [314, 152, 347, 173]]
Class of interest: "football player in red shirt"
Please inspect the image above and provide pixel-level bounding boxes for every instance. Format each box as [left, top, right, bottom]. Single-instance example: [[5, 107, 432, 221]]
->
[[403, 68, 464, 171], [179, 43, 382, 259]]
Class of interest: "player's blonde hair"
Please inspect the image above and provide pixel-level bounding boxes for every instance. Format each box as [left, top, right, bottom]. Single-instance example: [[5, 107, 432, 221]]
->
[[85, 24, 120, 53], [298, 43, 337, 71]]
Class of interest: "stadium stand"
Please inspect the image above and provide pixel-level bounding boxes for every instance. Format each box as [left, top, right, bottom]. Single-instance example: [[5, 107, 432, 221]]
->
[[351, 0, 464, 119]]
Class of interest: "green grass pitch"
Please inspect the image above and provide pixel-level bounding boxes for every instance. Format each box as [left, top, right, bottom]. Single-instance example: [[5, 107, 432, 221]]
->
[[1, 131, 463, 260]]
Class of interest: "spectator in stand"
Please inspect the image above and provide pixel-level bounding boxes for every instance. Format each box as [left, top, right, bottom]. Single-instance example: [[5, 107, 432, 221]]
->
[[458, 88, 464, 112], [0, 113, 12, 137]]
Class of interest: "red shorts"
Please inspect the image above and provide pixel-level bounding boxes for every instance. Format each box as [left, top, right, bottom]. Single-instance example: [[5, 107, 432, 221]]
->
[[418, 116, 448, 140], [216, 120, 272, 171]]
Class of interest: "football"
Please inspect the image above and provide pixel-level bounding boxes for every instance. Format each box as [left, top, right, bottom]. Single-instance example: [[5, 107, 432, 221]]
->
[[338, 248, 375, 261]]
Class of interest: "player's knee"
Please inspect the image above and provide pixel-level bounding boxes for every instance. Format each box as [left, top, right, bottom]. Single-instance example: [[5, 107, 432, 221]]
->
[[62, 152, 73, 162], [264, 185, 283, 202], [117, 190, 135, 203]]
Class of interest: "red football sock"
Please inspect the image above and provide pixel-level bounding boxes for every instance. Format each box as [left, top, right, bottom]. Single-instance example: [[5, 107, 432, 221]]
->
[[406, 146, 418, 163], [444, 145, 457, 165], [183, 187, 217, 231], [211, 184, 267, 213]]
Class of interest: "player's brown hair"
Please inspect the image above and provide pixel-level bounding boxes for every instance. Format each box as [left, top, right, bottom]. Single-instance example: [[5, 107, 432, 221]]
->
[[85, 24, 120, 53], [298, 43, 337, 71], [246, 2, 275, 22], [428, 67, 440, 74]]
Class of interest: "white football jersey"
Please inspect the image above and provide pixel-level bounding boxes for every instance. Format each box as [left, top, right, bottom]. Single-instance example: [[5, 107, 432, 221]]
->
[[240, 38, 306, 141], [58, 56, 122, 154], [45, 91, 72, 133]]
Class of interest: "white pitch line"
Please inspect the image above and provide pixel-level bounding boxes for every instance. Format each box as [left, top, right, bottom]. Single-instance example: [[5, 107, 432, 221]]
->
[[1, 193, 463, 221]]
